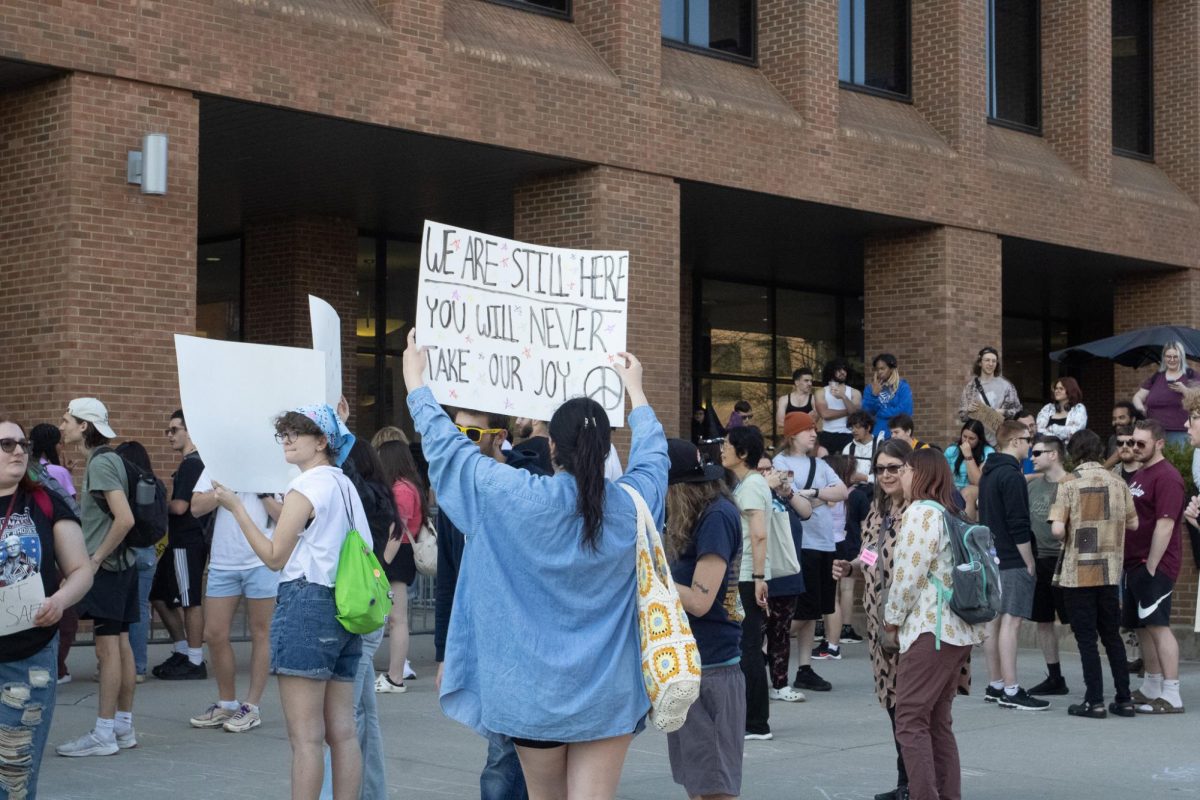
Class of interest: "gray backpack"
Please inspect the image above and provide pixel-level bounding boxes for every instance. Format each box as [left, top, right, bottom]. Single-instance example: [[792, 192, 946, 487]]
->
[[918, 501, 1002, 637]]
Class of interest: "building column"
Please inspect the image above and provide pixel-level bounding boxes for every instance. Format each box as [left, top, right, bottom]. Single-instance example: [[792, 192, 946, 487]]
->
[[863, 226, 1002, 446], [1154, 0, 1200, 203], [242, 216, 359, 422], [0, 73, 198, 471], [1113, 268, 1200, 629], [513, 166, 681, 438], [573, 0, 662, 90], [1042, 0, 1112, 185], [758, 0, 840, 135], [910, 0, 988, 156]]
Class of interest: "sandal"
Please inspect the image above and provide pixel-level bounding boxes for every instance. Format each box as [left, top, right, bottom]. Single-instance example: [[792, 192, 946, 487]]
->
[[1067, 701, 1107, 719], [1109, 700, 1137, 718], [1131, 689, 1150, 704], [1136, 697, 1185, 714]]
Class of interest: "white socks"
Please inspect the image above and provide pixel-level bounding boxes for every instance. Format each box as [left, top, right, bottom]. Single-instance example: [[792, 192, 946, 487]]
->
[[1140, 672, 1164, 701], [1161, 679, 1182, 708], [187, 647, 204, 666], [219, 699, 240, 712], [173, 640, 187, 655], [94, 717, 115, 742], [115, 711, 133, 736]]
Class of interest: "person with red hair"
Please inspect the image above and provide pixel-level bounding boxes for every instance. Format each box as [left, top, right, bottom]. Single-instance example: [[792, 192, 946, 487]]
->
[[1037, 377, 1087, 442]]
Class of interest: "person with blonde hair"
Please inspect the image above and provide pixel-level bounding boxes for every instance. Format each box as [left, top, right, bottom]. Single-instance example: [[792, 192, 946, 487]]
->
[[369, 426, 408, 449], [1133, 341, 1197, 447]]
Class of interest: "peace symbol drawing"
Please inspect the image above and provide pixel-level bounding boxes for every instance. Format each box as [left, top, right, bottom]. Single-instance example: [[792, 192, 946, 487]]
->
[[584, 366, 624, 411]]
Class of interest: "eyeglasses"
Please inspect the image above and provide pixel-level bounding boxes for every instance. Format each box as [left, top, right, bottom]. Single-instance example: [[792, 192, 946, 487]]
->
[[274, 430, 301, 444], [1131, 440, 1152, 449], [456, 424, 505, 443], [0, 439, 30, 455], [1030, 449, 1048, 457], [1116, 438, 1134, 447], [165, 426, 185, 436], [874, 464, 904, 476]]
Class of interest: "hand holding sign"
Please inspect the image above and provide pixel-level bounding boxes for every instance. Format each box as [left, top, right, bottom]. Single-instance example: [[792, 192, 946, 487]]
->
[[611, 352, 647, 410]]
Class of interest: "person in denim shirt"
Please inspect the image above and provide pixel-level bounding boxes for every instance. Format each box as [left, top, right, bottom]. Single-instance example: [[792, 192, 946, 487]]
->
[[403, 332, 665, 800]]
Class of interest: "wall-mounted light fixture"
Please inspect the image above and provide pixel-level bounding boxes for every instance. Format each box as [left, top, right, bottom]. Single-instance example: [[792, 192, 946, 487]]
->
[[127, 133, 168, 195]]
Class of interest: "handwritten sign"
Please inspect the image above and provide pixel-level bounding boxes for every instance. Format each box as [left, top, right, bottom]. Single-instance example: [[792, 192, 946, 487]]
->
[[416, 220, 629, 426], [0, 574, 45, 637]]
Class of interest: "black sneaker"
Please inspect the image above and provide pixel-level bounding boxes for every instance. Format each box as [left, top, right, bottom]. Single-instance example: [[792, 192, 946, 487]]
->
[[1109, 699, 1137, 718], [1067, 701, 1107, 719], [151, 652, 187, 678], [874, 788, 909, 800], [997, 687, 1051, 711], [1028, 674, 1070, 696], [840, 625, 863, 644], [158, 659, 208, 681], [793, 665, 832, 692], [812, 642, 842, 661], [984, 685, 1004, 703]]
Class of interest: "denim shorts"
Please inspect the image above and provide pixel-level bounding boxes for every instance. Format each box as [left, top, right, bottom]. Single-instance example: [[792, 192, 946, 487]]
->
[[207, 565, 280, 600], [270, 578, 361, 682]]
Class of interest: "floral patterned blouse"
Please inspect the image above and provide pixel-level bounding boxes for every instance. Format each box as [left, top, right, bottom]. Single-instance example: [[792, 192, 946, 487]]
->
[[883, 502, 987, 654]]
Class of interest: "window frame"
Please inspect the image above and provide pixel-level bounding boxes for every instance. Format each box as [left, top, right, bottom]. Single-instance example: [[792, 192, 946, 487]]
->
[[660, 0, 758, 66], [1111, 0, 1154, 161], [837, 0, 913, 102], [986, 0, 1043, 134], [486, 0, 572, 21]]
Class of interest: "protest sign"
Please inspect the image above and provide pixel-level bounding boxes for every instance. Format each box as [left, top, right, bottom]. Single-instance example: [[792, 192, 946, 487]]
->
[[0, 574, 45, 637], [416, 220, 630, 426], [310, 295, 343, 407], [175, 335, 327, 493]]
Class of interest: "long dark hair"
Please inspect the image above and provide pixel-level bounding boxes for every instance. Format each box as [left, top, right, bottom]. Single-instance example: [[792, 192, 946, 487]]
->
[[377, 440, 430, 534], [114, 440, 154, 474], [30, 423, 62, 466], [871, 438, 912, 516], [905, 449, 959, 511], [549, 397, 610, 552], [954, 419, 988, 474], [344, 439, 397, 549]]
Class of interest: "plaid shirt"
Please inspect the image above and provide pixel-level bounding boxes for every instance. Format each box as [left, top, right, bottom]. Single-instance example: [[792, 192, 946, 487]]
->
[[1047, 463, 1137, 588]]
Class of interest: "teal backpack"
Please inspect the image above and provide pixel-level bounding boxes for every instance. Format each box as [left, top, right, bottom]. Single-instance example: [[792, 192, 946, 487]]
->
[[917, 501, 1001, 648]]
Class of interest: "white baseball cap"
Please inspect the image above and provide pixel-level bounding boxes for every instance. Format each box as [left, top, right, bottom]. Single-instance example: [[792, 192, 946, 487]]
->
[[67, 397, 118, 439]]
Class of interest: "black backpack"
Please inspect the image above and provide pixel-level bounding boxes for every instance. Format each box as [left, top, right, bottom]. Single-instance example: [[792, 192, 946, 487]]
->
[[92, 448, 169, 549]]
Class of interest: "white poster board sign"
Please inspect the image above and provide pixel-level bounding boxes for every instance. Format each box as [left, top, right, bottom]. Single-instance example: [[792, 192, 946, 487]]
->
[[0, 574, 45, 637], [416, 220, 629, 426], [309, 295, 342, 407], [175, 335, 327, 493]]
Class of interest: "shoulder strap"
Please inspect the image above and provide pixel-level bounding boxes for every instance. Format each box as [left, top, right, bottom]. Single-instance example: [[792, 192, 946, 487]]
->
[[804, 457, 817, 490], [32, 487, 52, 519], [619, 483, 668, 581], [974, 377, 993, 407]]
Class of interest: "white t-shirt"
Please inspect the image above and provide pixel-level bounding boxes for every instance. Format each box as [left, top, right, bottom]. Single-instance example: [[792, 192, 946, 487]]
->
[[282, 466, 372, 587], [843, 433, 884, 483], [822, 384, 856, 433], [771, 452, 845, 553], [194, 469, 276, 572]]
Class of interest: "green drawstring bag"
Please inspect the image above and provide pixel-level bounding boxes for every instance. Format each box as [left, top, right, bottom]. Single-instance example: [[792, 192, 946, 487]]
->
[[334, 486, 393, 634]]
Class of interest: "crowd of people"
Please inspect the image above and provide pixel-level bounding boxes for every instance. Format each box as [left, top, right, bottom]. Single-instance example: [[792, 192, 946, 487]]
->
[[2, 338, 1199, 800]]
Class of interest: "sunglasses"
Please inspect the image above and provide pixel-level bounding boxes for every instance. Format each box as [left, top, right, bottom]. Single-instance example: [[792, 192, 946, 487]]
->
[[456, 424, 505, 443], [0, 438, 30, 455], [1116, 438, 1134, 447], [1031, 449, 1049, 457], [165, 426, 185, 436], [874, 464, 904, 476], [1132, 440, 1152, 449]]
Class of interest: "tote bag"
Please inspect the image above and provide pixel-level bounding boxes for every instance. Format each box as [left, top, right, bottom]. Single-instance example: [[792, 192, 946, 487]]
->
[[620, 484, 701, 733], [334, 485, 394, 634]]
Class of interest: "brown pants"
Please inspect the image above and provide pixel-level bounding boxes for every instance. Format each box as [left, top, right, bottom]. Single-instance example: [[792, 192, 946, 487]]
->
[[894, 634, 970, 800]]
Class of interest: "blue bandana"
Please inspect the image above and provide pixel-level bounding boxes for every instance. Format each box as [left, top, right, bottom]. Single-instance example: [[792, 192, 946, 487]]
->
[[295, 404, 356, 467]]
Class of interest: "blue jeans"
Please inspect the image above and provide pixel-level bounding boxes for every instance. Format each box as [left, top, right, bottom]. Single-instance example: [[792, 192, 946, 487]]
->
[[482, 731, 528, 800], [127, 547, 157, 675], [0, 635, 57, 800], [320, 627, 386, 800]]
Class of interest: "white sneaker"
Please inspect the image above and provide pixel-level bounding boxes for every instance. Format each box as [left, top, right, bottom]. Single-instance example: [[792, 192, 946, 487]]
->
[[374, 674, 407, 694], [56, 731, 119, 757], [403, 660, 417, 680], [744, 731, 774, 741], [223, 704, 262, 733], [190, 703, 237, 729], [116, 728, 138, 749], [769, 686, 807, 702], [57, 673, 72, 685]]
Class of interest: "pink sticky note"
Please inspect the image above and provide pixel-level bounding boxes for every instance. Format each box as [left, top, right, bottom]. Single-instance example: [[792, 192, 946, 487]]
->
[[860, 548, 878, 568]]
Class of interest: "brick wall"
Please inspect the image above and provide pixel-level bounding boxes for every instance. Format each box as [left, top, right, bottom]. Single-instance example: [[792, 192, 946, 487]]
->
[[1154, 0, 1200, 203], [911, 0, 987, 156], [1042, 0, 1112, 184], [242, 216, 359, 425], [513, 166, 681, 449], [864, 226, 1003, 447], [758, 0, 839, 134], [0, 73, 198, 478]]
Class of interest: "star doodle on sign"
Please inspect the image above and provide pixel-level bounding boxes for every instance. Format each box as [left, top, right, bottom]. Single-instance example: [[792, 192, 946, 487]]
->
[[513, 307, 523, 315], [504, 398, 513, 410], [478, 353, 486, 361], [500, 257, 509, 268], [568, 281, 576, 291], [449, 389, 458, 399], [451, 290, 461, 301], [465, 335, 473, 344], [501, 242, 508, 251], [522, 347, 532, 358], [451, 238, 461, 251], [605, 323, 616, 334], [607, 354, 615, 363]]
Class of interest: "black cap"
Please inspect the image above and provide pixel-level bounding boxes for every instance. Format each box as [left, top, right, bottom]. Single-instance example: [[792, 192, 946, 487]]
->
[[667, 438, 725, 485]]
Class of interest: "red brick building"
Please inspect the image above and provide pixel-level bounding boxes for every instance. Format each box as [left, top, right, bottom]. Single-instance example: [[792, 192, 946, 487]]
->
[[1, 0, 1198, 624]]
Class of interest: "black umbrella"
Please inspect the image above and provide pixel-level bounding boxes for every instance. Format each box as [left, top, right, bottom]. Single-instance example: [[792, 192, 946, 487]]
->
[[1049, 325, 1200, 368]]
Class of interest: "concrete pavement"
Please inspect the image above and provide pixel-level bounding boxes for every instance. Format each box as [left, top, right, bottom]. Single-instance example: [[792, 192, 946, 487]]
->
[[40, 633, 1200, 799]]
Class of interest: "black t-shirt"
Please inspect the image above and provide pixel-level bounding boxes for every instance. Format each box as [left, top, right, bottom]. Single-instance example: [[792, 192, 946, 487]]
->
[[844, 482, 873, 554], [668, 496, 743, 666], [1, 485, 78, 662], [168, 452, 209, 548]]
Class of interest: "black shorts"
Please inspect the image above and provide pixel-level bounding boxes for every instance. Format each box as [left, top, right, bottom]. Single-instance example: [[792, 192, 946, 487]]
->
[[512, 738, 565, 749], [1122, 564, 1175, 629], [77, 566, 138, 636], [383, 542, 417, 585], [818, 431, 854, 455], [1029, 556, 1067, 624], [794, 550, 836, 620], [150, 544, 208, 608]]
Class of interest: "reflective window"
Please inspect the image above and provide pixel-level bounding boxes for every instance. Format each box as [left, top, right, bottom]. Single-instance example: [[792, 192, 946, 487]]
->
[[196, 239, 241, 341], [838, 0, 910, 98], [662, 0, 755, 60], [1112, 0, 1152, 157], [987, 0, 1040, 129]]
